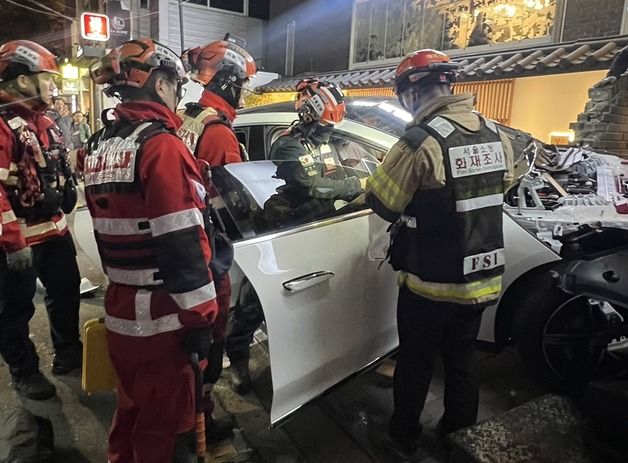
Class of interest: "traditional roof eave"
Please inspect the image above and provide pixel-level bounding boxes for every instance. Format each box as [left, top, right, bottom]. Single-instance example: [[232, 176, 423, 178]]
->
[[259, 35, 628, 93]]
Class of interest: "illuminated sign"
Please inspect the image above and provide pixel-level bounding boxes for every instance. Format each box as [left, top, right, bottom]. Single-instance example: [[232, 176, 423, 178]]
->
[[61, 64, 79, 80], [80, 12, 110, 42], [549, 131, 575, 145], [62, 79, 80, 95]]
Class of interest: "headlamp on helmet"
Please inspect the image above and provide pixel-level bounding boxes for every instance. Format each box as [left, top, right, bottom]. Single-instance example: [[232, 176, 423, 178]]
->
[[295, 79, 346, 126]]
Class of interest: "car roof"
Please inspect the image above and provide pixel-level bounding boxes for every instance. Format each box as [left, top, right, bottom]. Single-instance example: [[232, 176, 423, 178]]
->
[[238, 96, 396, 115], [239, 96, 411, 139]]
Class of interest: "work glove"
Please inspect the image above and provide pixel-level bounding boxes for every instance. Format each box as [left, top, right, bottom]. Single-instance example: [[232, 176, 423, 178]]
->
[[593, 76, 617, 88], [61, 177, 78, 214], [183, 326, 213, 360], [359, 177, 368, 190], [6, 247, 32, 272]]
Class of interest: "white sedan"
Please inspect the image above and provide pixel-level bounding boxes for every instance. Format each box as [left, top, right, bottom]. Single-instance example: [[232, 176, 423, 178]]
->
[[73, 97, 628, 426]]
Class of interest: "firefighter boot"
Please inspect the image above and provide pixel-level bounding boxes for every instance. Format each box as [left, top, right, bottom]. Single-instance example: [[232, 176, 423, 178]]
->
[[230, 360, 252, 395], [202, 386, 234, 444], [12, 371, 56, 400], [206, 415, 235, 444], [52, 342, 83, 375], [172, 431, 195, 463]]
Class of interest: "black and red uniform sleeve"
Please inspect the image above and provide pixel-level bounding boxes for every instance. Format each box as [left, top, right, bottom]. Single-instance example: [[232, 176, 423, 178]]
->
[[0, 184, 22, 252], [0, 118, 26, 252], [196, 122, 242, 167], [139, 133, 218, 328]]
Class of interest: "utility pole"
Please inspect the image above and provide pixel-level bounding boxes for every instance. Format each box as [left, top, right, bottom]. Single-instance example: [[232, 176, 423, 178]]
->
[[178, 0, 185, 52], [132, 0, 140, 39]]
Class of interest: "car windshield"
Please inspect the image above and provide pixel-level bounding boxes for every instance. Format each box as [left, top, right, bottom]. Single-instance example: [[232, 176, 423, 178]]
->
[[344, 98, 413, 138], [239, 97, 412, 138]]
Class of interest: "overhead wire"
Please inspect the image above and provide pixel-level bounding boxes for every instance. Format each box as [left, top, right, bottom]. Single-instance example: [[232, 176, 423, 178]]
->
[[4, 0, 71, 20], [23, 0, 75, 21], [2, 0, 214, 49]]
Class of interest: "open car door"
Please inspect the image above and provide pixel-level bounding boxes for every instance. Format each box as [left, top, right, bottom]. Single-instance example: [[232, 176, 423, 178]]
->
[[213, 161, 399, 426]]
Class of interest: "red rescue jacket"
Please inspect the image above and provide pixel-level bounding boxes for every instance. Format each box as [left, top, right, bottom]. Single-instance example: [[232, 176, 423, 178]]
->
[[0, 103, 68, 249], [84, 101, 218, 357], [194, 91, 241, 167]]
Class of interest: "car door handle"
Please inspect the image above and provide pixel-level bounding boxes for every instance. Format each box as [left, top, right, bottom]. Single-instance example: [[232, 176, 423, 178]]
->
[[282, 271, 335, 292]]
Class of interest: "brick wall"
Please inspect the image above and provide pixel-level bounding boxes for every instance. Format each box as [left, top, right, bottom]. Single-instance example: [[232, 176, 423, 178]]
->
[[572, 76, 628, 155], [562, 0, 625, 41]]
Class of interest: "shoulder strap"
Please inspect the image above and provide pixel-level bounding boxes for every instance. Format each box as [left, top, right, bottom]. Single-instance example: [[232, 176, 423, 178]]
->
[[401, 126, 430, 151], [184, 103, 227, 127], [136, 121, 171, 145], [183, 102, 204, 118], [202, 111, 231, 128], [480, 116, 499, 134], [0, 110, 28, 136], [87, 120, 170, 155], [0, 110, 38, 161]]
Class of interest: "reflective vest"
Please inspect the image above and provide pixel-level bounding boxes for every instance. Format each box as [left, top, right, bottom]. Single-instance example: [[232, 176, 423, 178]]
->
[[272, 131, 342, 181], [389, 115, 506, 286], [84, 120, 216, 338], [0, 111, 73, 220], [178, 102, 246, 161]]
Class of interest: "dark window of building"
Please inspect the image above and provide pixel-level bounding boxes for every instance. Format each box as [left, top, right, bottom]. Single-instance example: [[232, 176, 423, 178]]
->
[[249, 0, 269, 19], [186, 0, 208, 5], [140, 0, 149, 8], [210, 0, 245, 14]]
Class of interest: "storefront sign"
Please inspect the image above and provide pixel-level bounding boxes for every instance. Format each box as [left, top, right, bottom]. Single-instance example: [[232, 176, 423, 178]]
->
[[62, 79, 80, 95], [81, 12, 110, 42], [106, 1, 131, 48]]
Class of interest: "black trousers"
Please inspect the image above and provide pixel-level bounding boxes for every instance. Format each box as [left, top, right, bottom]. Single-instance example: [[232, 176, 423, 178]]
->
[[32, 233, 81, 353], [225, 284, 264, 365], [0, 251, 39, 377], [389, 285, 484, 441]]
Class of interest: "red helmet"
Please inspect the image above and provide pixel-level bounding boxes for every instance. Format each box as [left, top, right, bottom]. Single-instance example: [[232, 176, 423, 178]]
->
[[90, 39, 187, 94], [394, 49, 458, 94], [295, 79, 346, 125], [182, 35, 256, 86], [0, 40, 59, 80]]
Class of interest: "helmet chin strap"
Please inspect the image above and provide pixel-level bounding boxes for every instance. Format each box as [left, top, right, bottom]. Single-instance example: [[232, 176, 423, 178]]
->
[[207, 75, 242, 109], [295, 120, 332, 148], [400, 83, 452, 116], [2, 88, 48, 112]]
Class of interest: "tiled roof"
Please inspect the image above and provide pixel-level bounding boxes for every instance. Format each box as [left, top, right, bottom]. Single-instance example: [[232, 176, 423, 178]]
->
[[259, 36, 628, 93]]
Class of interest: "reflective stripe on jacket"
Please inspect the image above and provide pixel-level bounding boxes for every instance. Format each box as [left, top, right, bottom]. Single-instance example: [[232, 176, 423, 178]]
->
[[0, 185, 22, 251], [365, 94, 515, 305], [0, 107, 71, 248], [84, 102, 218, 344]]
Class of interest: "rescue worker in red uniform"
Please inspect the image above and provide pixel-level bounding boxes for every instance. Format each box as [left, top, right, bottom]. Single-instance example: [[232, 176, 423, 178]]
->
[[0, 180, 54, 399], [365, 50, 514, 458], [179, 33, 257, 438], [0, 40, 81, 400], [86, 39, 218, 463]]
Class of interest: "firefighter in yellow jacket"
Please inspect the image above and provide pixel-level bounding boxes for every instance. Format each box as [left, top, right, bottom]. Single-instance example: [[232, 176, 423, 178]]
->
[[365, 49, 514, 458]]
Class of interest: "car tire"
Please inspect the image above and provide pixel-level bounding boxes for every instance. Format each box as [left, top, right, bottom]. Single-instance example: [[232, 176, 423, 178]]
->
[[513, 272, 626, 394]]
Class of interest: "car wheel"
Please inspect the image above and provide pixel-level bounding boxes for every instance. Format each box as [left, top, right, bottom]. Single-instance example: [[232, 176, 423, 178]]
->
[[514, 273, 627, 394]]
